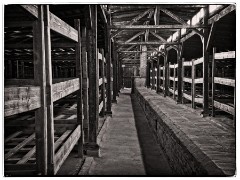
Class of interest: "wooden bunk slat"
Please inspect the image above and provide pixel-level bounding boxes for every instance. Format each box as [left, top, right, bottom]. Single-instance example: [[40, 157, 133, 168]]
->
[[52, 78, 80, 102], [194, 57, 203, 65], [5, 131, 23, 143], [49, 13, 78, 42], [5, 133, 35, 160], [183, 77, 192, 83], [183, 61, 192, 66], [54, 125, 81, 174], [214, 51, 235, 59], [17, 146, 36, 164], [214, 100, 234, 115], [195, 78, 203, 84], [4, 86, 41, 117], [214, 77, 235, 87], [183, 93, 192, 101], [99, 101, 104, 114]]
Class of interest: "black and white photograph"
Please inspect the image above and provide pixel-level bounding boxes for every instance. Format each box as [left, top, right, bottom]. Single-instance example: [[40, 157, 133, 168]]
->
[[2, 2, 237, 177]]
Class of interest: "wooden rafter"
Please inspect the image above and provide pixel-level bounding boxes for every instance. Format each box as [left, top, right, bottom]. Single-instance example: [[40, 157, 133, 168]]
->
[[124, 31, 145, 43], [111, 8, 153, 38], [117, 41, 179, 45], [159, 7, 204, 37]]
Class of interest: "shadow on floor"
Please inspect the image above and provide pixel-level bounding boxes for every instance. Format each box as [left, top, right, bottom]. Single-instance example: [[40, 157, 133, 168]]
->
[[130, 93, 174, 176]]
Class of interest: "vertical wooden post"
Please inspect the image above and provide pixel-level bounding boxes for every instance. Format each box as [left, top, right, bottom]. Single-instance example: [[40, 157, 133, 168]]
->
[[86, 5, 99, 156], [43, 5, 55, 175], [33, 5, 47, 175], [164, 53, 168, 97], [146, 61, 150, 88], [212, 47, 216, 117], [118, 59, 122, 91], [202, 6, 209, 115], [156, 58, 160, 93], [182, 58, 185, 104], [151, 60, 154, 89], [173, 63, 176, 99], [112, 44, 117, 103], [81, 26, 89, 142], [8, 60, 13, 78], [101, 48, 106, 116], [177, 30, 182, 103], [16, 60, 19, 78], [75, 19, 84, 158], [21, 61, 25, 78], [192, 59, 196, 108], [106, 10, 112, 115]]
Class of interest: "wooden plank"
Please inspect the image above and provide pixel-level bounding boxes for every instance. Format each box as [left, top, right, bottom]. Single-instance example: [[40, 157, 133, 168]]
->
[[99, 78, 103, 86], [214, 51, 235, 59], [194, 57, 204, 65], [208, 4, 236, 24], [183, 77, 192, 83], [183, 61, 192, 66], [195, 78, 203, 84], [4, 86, 41, 117], [214, 77, 235, 87], [54, 130, 72, 150], [52, 78, 80, 102], [54, 125, 81, 174], [110, 24, 207, 30], [5, 131, 23, 143], [5, 133, 35, 160], [183, 93, 192, 101], [214, 100, 234, 115], [100, 49, 106, 115], [49, 13, 78, 42], [99, 101, 103, 114], [181, 58, 185, 103], [195, 97, 203, 104], [17, 146, 36, 164], [20, 5, 38, 18], [111, 8, 153, 38]]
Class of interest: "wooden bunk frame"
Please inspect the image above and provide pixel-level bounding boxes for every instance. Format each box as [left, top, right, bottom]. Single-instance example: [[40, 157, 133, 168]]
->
[[212, 48, 235, 116]]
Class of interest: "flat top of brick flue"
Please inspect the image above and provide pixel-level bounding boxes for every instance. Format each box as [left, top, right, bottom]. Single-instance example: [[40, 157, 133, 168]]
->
[[136, 87, 235, 176]]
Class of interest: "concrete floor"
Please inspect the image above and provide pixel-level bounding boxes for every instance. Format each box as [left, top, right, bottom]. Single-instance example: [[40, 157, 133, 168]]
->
[[88, 88, 172, 176]]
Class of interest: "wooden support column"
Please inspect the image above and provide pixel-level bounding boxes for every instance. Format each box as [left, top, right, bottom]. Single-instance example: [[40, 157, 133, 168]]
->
[[43, 5, 55, 175], [33, 5, 47, 175], [106, 11, 112, 115], [156, 57, 160, 93], [212, 47, 216, 117], [86, 5, 100, 156], [81, 26, 89, 142], [116, 53, 119, 96], [164, 52, 168, 97], [21, 61, 25, 78], [100, 48, 106, 116], [7, 60, 13, 78], [118, 59, 122, 91], [177, 30, 183, 103], [182, 58, 185, 104], [112, 44, 117, 103], [173, 64, 176, 99], [192, 59, 196, 108], [151, 60, 154, 89], [75, 19, 84, 158], [146, 61, 150, 88], [16, 60, 19, 79], [202, 6, 210, 115]]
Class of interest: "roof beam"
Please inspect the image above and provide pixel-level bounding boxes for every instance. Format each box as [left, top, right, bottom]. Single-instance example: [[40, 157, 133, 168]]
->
[[111, 8, 153, 38], [117, 41, 179, 45], [124, 31, 145, 43], [110, 24, 208, 30], [206, 22, 216, 52], [20, 5, 38, 19], [118, 51, 157, 53], [208, 4, 235, 24], [159, 7, 203, 37]]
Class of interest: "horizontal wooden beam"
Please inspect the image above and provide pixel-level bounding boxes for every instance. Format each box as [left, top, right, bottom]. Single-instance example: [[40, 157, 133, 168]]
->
[[4, 86, 41, 117], [49, 13, 78, 42], [110, 24, 208, 30], [119, 51, 157, 53], [52, 78, 80, 102], [117, 41, 179, 45], [214, 77, 235, 87], [214, 100, 234, 115]]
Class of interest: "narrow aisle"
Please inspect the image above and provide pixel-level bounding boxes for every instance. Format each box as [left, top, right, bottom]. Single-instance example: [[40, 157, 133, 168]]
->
[[88, 88, 172, 175]]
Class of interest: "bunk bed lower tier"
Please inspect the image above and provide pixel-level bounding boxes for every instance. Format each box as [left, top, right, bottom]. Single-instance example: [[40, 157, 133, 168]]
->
[[4, 93, 81, 176]]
